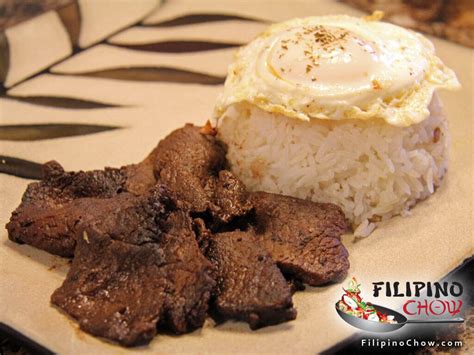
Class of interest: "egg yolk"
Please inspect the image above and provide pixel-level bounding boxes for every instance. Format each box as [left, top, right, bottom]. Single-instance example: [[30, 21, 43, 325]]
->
[[268, 25, 383, 92]]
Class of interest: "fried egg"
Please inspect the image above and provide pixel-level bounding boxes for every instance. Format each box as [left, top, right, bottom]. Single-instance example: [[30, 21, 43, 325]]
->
[[214, 14, 460, 127]]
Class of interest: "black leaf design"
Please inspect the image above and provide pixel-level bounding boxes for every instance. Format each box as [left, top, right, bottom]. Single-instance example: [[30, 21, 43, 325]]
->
[[4, 95, 122, 109], [0, 155, 43, 179], [57, 1, 81, 47], [0, 31, 9, 83], [142, 14, 267, 27], [60, 67, 225, 85], [0, 123, 120, 141], [111, 40, 241, 53]]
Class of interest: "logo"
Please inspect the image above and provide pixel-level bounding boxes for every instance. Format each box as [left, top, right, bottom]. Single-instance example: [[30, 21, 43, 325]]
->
[[335, 277, 464, 332]]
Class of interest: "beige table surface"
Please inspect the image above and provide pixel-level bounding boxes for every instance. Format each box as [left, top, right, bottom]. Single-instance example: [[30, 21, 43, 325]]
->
[[0, 1, 473, 354]]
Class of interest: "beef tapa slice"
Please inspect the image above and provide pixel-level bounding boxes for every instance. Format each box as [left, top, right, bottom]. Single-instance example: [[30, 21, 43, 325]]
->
[[205, 229, 296, 329], [6, 146, 158, 257], [153, 124, 252, 225], [51, 209, 215, 347], [250, 192, 350, 286]]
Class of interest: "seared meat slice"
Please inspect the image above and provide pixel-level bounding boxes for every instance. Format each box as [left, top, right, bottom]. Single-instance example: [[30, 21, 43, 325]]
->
[[6, 153, 158, 256], [7, 161, 125, 256], [206, 230, 296, 329], [7, 185, 170, 257], [250, 192, 350, 286], [154, 124, 252, 224], [51, 211, 215, 347], [74, 186, 171, 246], [122, 146, 159, 195], [6, 193, 154, 257], [212, 170, 251, 224], [26, 160, 126, 201], [7, 186, 171, 257]]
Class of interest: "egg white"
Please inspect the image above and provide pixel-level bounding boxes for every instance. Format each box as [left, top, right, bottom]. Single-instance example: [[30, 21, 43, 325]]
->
[[215, 15, 460, 127]]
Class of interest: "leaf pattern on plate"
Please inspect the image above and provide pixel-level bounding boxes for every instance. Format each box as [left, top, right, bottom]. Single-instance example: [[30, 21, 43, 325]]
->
[[57, 0, 81, 46], [57, 67, 225, 84], [0, 31, 9, 85], [111, 40, 241, 53], [0, 155, 43, 179], [142, 13, 266, 27], [3, 95, 122, 109], [0, 123, 120, 141]]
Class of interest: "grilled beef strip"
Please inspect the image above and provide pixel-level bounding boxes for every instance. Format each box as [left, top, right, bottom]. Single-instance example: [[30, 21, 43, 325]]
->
[[51, 203, 215, 347], [205, 229, 297, 329], [153, 124, 252, 225], [250, 192, 350, 286], [6, 155, 158, 257]]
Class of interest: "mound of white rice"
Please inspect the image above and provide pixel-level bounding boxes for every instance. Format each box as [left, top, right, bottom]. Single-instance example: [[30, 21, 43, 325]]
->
[[217, 93, 449, 237]]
